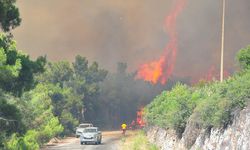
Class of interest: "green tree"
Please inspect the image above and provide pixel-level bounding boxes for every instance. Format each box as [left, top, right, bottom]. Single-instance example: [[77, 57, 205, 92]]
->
[[6, 83, 64, 149], [36, 56, 107, 132], [0, 33, 46, 96], [0, 46, 21, 84], [36, 61, 73, 87], [237, 45, 250, 70], [0, 91, 23, 147], [0, 0, 21, 32], [72, 56, 107, 122]]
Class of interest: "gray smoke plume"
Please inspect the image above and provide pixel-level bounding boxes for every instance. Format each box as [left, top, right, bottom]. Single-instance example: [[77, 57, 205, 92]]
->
[[13, 0, 250, 80]]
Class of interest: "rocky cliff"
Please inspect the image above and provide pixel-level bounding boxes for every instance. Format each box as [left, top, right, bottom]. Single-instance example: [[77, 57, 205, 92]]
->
[[146, 105, 250, 150]]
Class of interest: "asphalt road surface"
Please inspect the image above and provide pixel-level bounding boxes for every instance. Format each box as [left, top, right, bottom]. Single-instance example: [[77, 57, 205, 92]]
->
[[42, 131, 122, 150]]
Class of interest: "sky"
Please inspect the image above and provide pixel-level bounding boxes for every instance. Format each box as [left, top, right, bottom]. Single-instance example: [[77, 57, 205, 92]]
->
[[13, 0, 250, 80]]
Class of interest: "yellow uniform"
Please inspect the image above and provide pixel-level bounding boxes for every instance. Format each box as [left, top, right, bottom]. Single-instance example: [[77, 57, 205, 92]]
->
[[121, 123, 127, 129]]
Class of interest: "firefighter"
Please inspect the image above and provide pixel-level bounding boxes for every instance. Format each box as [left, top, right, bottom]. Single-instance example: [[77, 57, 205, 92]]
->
[[121, 123, 127, 135], [130, 120, 136, 130]]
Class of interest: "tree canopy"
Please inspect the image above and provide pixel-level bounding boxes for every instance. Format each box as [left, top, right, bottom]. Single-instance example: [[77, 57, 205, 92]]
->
[[0, 0, 21, 32], [0, 34, 46, 96], [237, 45, 250, 70]]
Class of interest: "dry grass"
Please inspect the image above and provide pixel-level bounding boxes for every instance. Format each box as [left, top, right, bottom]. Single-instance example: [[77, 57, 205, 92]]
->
[[120, 130, 158, 150]]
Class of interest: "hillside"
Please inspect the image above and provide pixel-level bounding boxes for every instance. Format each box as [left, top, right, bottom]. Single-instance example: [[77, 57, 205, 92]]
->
[[144, 46, 250, 149]]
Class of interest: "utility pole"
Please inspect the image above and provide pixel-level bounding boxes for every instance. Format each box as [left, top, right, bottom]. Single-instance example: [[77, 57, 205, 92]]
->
[[220, 0, 226, 82]]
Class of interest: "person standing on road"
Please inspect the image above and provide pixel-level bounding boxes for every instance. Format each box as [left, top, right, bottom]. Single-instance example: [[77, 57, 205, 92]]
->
[[121, 123, 127, 135]]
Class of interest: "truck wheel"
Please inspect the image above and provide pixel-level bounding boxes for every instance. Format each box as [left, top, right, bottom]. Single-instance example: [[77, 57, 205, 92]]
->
[[80, 142, 83, 145]]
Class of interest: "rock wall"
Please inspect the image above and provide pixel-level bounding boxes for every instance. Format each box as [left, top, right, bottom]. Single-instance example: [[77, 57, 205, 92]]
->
[[146, 106, 250, 150]]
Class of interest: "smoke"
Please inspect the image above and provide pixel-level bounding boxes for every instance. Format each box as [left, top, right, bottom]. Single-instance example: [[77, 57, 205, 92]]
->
[[176, 0, 250, 80], [13, 0, 250, 81]]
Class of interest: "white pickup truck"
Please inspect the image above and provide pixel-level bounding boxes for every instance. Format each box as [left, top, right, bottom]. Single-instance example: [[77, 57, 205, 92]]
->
[[75, 123, 93, 137]]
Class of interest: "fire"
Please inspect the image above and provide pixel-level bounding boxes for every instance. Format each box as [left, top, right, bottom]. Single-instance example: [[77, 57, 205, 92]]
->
[[193, 65, 231, 84], [136, 0, 187, 84], [203, 66, 230, 81], [136, 56, 165, 84], [136, 107, 145, 128]]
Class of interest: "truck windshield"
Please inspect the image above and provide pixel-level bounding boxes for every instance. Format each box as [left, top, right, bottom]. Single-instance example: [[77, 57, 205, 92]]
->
[[84, 129, 97, 133]]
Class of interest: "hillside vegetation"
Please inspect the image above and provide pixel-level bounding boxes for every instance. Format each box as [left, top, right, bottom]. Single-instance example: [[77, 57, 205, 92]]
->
[[145, 45, 250, 136], [121, 131, 158, 150]]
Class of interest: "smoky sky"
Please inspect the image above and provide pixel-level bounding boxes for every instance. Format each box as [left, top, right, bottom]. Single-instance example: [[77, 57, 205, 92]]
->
[[13, 0, 250, 80]]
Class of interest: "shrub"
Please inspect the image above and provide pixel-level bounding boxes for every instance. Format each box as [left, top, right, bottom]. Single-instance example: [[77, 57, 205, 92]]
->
[[145, 69, 250, 134], [121, 131, 158, 150], [5, 133, 38, 150], [237, 45, 250, 70], [145, 83, 195, 134]]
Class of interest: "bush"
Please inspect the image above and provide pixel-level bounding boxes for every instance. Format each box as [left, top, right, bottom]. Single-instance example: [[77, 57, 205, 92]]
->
[[145, 70, 250, 134], [145, 84, 196, 134], [192, 71, 250, 129], [121, 131, 158, 150], [237, 45, 250, 70], [5, 118, 63, 150], [5, 132, 38, 150], [37, 117, 63, 145]]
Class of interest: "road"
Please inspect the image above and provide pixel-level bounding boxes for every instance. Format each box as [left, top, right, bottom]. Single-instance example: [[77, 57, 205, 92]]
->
[[42, 131, 123, 150]]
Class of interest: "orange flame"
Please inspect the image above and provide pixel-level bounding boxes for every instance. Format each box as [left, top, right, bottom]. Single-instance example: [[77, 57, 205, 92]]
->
[[192, 65, 231, 84], [136, 56, 165, 84], [136, 0, 187, 84]]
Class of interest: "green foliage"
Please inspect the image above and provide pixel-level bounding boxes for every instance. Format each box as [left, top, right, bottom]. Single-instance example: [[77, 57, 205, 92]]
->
[[71, 55, 108, 122], [37, 61, 73, 87], [38, 117, 63, 144], [0, 33, 46, 96], [191, 72, 250, 129], [145, 47, 250, 132], [7, 118, 63, 150], [122, 131, 159, 150], [49, 86, 80, 135], [5, 133, 30, 150], [0, 37, 21, 84], [0, 34, 47, 148], [0, 91, 24, 147], [145, 69, 250, 134], [0, 0, 21, 32], [20, 83, 65, 134], [33, 56, 109, 136], [5, 83, 64, 149], [5, 130, 42, 150], [37, 56, 108, 127], [145, 84, 196, 133], [237, 45, 250, 70], [131, 131, 158, 150]]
